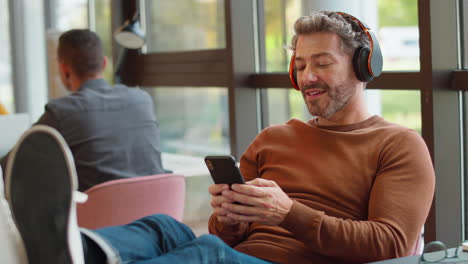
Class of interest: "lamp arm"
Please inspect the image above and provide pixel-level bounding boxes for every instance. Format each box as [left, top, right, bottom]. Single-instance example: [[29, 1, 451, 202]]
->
[[114, 48, 128, 84]]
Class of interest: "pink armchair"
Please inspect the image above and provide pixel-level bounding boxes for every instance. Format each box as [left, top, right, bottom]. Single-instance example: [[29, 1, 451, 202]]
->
[[77, 173, 185, 229]]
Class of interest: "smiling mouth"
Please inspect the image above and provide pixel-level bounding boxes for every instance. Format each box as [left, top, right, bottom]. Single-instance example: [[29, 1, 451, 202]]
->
[[305, 90, 326, 99], [308, 90, 325, 95]]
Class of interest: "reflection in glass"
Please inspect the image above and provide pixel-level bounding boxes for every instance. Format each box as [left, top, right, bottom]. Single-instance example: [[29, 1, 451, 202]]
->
[[0, 0, 14, 112], [265, 88, 421, 134], [143, 0, 225, 52], [145, 87, 230, 157]]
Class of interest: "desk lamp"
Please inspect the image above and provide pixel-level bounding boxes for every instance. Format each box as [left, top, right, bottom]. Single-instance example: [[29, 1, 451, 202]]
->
[[113, 12, 145, 83], [114, 12, 145, 49]]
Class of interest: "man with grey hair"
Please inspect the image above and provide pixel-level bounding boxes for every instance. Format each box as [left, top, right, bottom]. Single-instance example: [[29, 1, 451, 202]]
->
[[2, 12, 434, 264], [208, 11, 432, 263]]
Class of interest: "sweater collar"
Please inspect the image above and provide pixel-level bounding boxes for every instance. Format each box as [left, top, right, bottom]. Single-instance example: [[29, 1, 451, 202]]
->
[[306, 115, 383, 132]]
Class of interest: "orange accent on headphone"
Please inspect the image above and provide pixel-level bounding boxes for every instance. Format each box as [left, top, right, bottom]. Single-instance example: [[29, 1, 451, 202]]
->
[[289, 53, 299, 90]]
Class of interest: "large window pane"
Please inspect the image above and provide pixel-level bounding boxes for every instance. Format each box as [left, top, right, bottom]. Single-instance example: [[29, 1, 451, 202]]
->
[[143, 0, 225, 52], [265, 89, 309, 125], [463, 0, 468, 69], [265, 89, 421, 133], [55, 0, 88, 31], [93, 0, 114, 83], [145, 87, 230, 157], [263, 0, 301, 72], [45, 0, 88, 100], [0, 0, 13, 112], [379, 90, 421, 133], [262, 0, 419, 72], [378, 0, 420, 71]]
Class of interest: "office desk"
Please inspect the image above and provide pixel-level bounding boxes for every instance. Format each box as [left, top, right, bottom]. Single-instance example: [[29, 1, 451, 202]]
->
[[368, 255, 420, 264], [368, 248, 468, 264], [0, 114, 30, 156]]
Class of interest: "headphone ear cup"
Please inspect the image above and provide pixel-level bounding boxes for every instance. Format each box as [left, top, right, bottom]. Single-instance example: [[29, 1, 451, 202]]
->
[[352, 47, 373, 82], [292, 68, 298, 88], [289, 55, 300, 90]]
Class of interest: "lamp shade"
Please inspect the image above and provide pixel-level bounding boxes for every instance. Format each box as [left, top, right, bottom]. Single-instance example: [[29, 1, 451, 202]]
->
[[114, 19, 145, 49]]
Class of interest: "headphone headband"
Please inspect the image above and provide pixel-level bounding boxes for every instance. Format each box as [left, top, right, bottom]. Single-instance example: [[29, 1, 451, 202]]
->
[[336, 12, 382, 78]]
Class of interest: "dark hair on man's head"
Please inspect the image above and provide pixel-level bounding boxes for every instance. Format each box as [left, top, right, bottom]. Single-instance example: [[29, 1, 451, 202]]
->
[[57, 29, 104, 79]]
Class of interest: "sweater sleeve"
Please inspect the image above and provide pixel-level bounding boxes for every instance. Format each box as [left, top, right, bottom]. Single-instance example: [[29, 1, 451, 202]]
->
[[207, 216, 250, 247], [279, 130, 435, 263]]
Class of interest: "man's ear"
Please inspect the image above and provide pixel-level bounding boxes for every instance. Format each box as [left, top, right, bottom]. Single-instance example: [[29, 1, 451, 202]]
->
[[59, 61, 70, 78], [101, 56, 108, 72]]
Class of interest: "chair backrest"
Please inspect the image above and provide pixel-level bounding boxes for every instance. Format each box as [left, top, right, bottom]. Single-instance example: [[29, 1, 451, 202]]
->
[[77, 173, 185, 229]]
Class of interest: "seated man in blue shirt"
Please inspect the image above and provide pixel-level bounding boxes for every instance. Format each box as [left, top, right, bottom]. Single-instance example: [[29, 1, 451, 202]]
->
[[1, 29, 165, 191]]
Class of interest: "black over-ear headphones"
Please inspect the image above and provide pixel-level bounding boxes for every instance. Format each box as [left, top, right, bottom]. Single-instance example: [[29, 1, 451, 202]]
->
[[289, 11, 383, 90]]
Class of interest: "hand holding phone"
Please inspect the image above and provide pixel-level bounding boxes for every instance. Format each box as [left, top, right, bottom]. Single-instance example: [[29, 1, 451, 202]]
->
[[206, 155, 245, 207], [204, 155, 245, 186]]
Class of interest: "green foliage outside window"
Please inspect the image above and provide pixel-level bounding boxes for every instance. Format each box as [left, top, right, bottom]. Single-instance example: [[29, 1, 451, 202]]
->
[[378, 0, 421, 133], [378, 0, 418, 27], [381, 90, 421, 133]]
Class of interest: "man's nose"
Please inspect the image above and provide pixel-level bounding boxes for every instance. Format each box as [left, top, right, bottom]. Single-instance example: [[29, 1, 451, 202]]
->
[[301, 69, 319, 85]]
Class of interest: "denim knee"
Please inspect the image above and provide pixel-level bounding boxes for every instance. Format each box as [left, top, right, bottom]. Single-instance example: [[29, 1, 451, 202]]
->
[[142, 214, 178, 222], [137, 214, 180, 227], [136, 214, 195, 238]]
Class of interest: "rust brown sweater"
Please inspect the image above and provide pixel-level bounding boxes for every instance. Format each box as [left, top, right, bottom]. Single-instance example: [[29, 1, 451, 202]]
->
[[208, 116, 435, 264]]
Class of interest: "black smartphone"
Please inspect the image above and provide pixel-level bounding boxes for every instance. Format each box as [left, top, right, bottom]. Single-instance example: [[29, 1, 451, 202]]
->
[[204, 155, 245, 185]]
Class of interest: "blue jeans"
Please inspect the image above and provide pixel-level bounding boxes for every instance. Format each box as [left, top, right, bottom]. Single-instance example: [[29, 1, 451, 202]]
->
[[85, 214, 274, 264]]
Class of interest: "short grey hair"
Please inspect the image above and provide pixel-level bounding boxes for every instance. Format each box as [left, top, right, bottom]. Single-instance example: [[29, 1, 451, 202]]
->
[[290, 11, 369, 55]]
